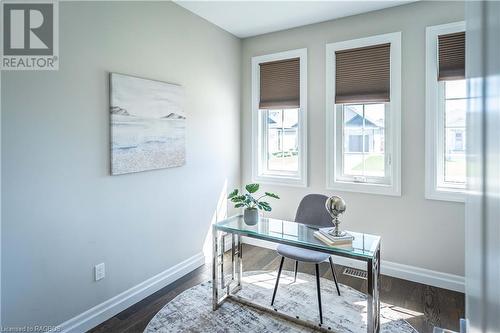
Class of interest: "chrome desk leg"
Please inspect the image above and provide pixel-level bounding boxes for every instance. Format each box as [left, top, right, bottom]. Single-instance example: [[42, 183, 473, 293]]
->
[[212, 224, 219, 310], [231, 233, 235, 283], [231, 233, 242, 294], [213, 229, 242, 311], [367, 245, 381, 333], [212, 227, 228, 310], [220, 233, 225, 292], [237, 234, 242, 287], [376, 245, 380, 330]]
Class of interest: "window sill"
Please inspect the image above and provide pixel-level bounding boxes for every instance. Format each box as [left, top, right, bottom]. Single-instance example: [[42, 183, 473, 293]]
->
[[327, 179, 401, 197], [425, 188, 466, 203], [253, 173, 307, 188]]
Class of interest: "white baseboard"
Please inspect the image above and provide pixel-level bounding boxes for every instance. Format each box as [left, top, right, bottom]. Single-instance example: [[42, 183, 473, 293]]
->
[[53, 252, 205, 333], [242, 237, 465, 293]]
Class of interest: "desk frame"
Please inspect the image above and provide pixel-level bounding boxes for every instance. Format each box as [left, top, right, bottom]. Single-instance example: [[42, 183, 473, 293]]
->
[[212, 224, 381, 333]]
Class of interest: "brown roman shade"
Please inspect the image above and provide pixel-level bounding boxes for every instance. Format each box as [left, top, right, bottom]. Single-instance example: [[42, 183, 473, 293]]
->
[[438, 32, 465, 81], [335, 43, 390, 104], [259, 58, 300, 109]]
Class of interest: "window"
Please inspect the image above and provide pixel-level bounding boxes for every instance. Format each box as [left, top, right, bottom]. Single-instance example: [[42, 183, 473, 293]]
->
[[265, 109, 299, 172], [340, 103, 386, 180], [426, 22, 466, 202], [326, 33, 401, 196], [443, 80, 466, 185], [251, 49, 307, 187]]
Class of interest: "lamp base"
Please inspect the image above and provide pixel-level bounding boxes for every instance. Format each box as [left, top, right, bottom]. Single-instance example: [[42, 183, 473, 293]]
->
[[330, 217, 346, 237], [328, 229, 348, 237]]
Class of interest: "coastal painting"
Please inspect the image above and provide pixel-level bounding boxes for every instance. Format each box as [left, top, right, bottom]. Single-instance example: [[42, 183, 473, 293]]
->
[[110, 73, 186, 175]]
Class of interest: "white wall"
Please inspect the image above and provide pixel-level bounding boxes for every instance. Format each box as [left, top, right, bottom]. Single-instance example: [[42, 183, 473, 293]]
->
[[241, 1, 465, 276], [1, 1, 240, 326]]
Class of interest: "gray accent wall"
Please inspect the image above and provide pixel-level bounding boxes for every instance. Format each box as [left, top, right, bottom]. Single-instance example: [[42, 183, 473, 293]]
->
[[240, 1, 465, 276], [1, 1, 240, 326]]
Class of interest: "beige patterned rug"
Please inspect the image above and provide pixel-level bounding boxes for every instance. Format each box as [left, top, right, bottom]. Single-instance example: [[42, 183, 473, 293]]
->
[[145, 270, 418, 332]]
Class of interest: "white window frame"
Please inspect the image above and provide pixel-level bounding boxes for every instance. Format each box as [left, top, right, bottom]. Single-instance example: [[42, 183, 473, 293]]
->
[[251, 48, 308, 187], [326, 32, 402, 196], [425, 21, 466, 202]]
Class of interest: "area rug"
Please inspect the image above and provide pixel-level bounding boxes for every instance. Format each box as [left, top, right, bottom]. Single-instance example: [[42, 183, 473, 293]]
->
[[144, 270, 418, 333]]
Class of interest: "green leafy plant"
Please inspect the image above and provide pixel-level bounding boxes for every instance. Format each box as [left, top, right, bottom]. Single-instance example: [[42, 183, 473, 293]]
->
[[228, 183, 280, 212]]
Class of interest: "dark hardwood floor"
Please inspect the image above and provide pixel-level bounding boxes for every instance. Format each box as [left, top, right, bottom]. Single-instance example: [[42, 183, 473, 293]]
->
[[90, 245, 464, 333]]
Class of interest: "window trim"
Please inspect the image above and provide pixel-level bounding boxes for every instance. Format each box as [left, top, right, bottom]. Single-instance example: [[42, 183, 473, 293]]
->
[[425, 21, 466, 203], [251, 48, 308, 187], [326, 32, 402, 196]]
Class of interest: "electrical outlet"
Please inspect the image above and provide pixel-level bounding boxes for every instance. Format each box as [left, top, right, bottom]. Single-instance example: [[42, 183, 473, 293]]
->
[[94, 263, 105, 281]]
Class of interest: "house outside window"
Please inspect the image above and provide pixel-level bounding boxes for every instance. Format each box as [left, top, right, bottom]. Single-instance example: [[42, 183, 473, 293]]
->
[[443, 80, 467, 185], [266, 109, 299, 172], [342, 103, 385, 177]]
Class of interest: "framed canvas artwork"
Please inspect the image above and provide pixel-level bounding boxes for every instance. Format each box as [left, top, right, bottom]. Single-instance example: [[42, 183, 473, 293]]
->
[[110, 73, 186, 175]]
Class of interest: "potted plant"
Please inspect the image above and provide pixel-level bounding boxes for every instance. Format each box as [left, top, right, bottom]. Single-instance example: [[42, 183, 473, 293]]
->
[[228, 183, 280, 225]]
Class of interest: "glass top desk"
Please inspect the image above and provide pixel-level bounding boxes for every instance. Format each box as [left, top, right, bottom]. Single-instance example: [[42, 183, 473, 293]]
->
[[212, 215, 381, 333]]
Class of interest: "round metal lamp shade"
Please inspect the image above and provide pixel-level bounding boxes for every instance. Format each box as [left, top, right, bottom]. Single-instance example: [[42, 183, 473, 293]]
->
[[325, 196, 346, 218]]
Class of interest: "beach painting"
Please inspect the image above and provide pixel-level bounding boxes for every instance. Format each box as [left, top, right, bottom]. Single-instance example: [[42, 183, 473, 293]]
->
[[110, 73, 186, 175]]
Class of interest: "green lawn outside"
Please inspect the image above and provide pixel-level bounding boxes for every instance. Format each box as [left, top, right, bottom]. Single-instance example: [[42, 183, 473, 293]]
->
[[352, 155, 384, 172]]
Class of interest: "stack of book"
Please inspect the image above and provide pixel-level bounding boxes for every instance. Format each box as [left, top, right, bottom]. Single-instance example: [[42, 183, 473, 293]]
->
[[313, 227, 354, 248]]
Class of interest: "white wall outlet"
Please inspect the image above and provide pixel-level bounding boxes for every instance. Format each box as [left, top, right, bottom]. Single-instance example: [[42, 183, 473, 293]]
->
[[94, 263, 105, 281]]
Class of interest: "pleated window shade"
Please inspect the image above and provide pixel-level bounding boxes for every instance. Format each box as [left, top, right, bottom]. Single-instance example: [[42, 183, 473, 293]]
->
[[438, 32, 465, 81], [335, 43, 390, 104], [259, 58, 300, 109]]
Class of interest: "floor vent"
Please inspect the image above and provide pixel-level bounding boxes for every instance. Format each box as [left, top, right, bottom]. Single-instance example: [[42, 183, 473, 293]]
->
[[343, 267, 367, 280]]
